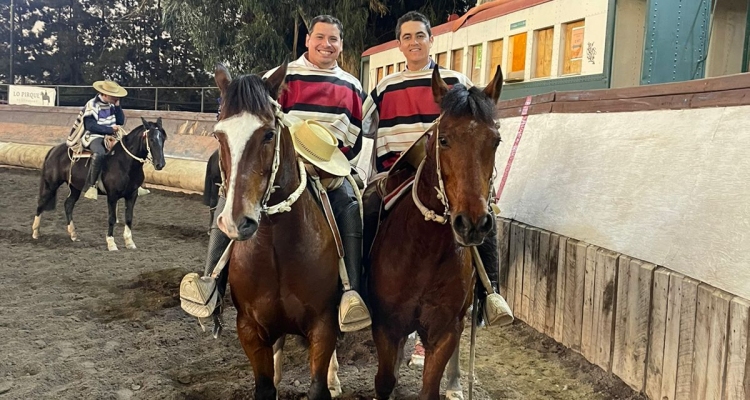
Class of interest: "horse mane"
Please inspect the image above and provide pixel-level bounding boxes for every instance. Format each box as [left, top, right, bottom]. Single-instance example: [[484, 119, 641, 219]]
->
[[221, 74, 274, 120], [440, 84, 496, 125]]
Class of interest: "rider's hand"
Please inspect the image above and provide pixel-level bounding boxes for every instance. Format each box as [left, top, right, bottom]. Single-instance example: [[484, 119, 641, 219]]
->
[[112, 125, 120, 133]]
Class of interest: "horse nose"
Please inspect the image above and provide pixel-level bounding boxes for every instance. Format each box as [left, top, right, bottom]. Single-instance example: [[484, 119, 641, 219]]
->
[[236, 216, 259, 240], [154, 160, 165, 170], [452, 211, 494, 245], [476, 212, 494, 236], [453, 212, 472, 237]]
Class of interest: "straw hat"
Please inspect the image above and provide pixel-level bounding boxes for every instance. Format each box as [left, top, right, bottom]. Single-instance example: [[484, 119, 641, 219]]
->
[[290, 120, 350, 177], [93, 80, 128, 97]]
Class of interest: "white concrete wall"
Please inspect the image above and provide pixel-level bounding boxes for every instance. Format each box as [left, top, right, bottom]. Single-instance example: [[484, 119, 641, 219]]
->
[[494, 106, 750, 299], [367, 0, 610, 90]]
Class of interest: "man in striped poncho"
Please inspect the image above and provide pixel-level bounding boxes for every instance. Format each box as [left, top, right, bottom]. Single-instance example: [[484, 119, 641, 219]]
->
[[361, 11, 509, 365], [189, 15, 372, 336]]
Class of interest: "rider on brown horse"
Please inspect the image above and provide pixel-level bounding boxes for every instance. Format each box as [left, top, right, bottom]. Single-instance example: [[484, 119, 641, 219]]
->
[[362, 11, 510, 331], [183, 15, 371, 335]]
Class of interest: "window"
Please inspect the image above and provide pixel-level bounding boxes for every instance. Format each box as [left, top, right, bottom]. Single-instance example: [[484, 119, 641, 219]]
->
[[397, 62, 405, 72], [436, 52, 448, 68], [386, 64, 394, 75], [487, 39, 504, 81], [562, 20, 585, 75], [534, 27, 554, 78], [452, 48, 464, 73], [376, 67, 384, 84], [508, 32, 527, 81], [468, 44, 482, 83]]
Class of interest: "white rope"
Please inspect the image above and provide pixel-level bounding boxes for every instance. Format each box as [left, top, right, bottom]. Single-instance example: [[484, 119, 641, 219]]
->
[[117, 130, 152, 165], [258, 97, 307, 215], [411, 117, 450, 224]]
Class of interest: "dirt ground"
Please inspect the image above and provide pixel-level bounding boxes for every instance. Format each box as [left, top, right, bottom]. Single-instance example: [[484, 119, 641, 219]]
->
[[0, 166, 646, 400]]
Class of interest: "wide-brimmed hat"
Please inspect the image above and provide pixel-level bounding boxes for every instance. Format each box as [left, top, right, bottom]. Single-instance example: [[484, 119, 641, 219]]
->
[[93, 80, 128, 97], [290, 120, 350, 177]]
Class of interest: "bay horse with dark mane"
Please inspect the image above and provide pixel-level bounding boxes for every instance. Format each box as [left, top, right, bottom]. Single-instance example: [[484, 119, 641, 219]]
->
[[32, 119, 167, 250], [212, 63, 342, 400], [368, 65, 503, 400]]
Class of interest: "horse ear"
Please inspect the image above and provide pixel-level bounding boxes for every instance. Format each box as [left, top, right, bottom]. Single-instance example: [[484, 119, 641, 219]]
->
[[156, 117, 163, 127], [140, 116, 149, 128], [483, 66, 504, 104], [215, 63, 231, 96], [264, 59, 288, 100], [431, 64, 449, 105]]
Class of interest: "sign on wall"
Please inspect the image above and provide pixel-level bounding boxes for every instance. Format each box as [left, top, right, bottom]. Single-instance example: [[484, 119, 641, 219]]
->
[[9, 85, 56, 107]]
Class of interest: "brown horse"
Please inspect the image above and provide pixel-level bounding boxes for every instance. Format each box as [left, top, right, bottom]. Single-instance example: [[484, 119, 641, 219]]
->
[[212, 64, 341, 400], [368, 65, 503, 400]]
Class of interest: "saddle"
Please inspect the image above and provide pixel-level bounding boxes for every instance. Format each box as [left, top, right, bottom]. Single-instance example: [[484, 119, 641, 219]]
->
[[68, 136, 118, 160], [368, 132, 428, 214]]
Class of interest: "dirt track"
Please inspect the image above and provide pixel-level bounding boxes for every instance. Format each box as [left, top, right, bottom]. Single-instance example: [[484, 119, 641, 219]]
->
[[0, 166, 645, 400]]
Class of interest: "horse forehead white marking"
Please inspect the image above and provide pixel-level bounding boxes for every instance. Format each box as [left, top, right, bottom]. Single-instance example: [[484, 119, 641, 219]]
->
[[468, 121, 478, 129], [214, 112, 265, 218]]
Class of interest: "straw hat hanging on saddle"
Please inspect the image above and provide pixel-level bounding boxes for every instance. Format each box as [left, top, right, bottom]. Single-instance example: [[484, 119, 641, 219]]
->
[[290, 120, 350, 177], [93, 80, 128, 98]]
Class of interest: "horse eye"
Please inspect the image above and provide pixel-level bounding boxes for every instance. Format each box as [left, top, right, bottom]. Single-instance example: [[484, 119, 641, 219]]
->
[[439, 136, 448, 147], [494, 138, 501, 148], [263, 130, 275, 142]]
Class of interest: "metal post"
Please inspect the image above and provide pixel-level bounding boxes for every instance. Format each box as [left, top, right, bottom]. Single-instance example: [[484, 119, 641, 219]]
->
[[55, 85, 59, 106], [9, 0, 14, 84], [154, 88, 158, 110], [201, 88, 204, 113]]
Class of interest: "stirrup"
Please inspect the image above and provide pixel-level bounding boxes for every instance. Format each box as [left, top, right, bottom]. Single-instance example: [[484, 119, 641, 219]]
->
[[484, 293, 514, 327], [338, 291, 371, 332], [84, 186, 98, 200]]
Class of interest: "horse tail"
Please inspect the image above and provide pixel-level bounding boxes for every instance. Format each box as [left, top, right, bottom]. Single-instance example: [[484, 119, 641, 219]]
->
[[38, 148, 58, 212], [203, 150, 220, 207]]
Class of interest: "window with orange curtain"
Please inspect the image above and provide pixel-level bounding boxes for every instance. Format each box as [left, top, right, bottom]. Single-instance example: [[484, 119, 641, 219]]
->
[[487, 39, 503, 82], [533, 27, 554, 78], [451, 48, 464, 73], [376, 67, 384, 83], [508, 32, 527, 81], [562, 20, 585, 75], [397, 62, 405, 72], [436, 52, 448, 68], [386, 64, 394, 75]]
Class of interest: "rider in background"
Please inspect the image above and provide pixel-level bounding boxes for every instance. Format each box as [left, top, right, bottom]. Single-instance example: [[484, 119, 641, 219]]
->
[[193, 14, 372, 335], [361, 11, 505, 365], [68, 80, 127, 200]]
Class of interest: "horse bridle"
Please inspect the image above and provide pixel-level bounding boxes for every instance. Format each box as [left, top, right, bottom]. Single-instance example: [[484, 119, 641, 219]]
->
[[257, 98, 308, 215], [117, 127, 157, 165], [412, 116, 495, 225]]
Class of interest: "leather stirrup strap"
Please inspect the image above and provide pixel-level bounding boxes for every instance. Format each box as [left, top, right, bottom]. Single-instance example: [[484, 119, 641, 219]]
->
[[305, 164, 345, 259]]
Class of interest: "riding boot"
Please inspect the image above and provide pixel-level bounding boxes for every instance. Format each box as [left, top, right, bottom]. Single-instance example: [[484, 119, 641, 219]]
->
[[204, 196, 231, 338], [84, 153, 104, 200], [476, 209, 513, 327], [330, 180, 372, 332]]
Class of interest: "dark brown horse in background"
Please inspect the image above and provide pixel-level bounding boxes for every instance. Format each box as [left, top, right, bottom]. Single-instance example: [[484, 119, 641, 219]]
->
[[212, 64, 341, 400], [32, 119, 167, 250], [368, 66, 504, 400]]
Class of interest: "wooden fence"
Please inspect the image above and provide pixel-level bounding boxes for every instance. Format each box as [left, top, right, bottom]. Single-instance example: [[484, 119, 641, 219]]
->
[[498, 218, 750, 400]]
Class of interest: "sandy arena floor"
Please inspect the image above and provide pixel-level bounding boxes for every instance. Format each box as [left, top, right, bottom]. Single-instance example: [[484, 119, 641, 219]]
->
[[0, 166, 645, 400]]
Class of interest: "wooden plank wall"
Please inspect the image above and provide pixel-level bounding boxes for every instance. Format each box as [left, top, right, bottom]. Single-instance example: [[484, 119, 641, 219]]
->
[[497, 217, 750, 400]]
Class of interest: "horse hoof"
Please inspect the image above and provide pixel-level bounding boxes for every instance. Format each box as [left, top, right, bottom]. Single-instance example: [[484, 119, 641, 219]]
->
[[328, 380, 342, 398], [125, 242, 137, 250], [71, 236, 80, 242], [329, 386, 342, 398], [446, 389, 464, 400], [106, 237, 118, 251], [32, 230, 39, 239]]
